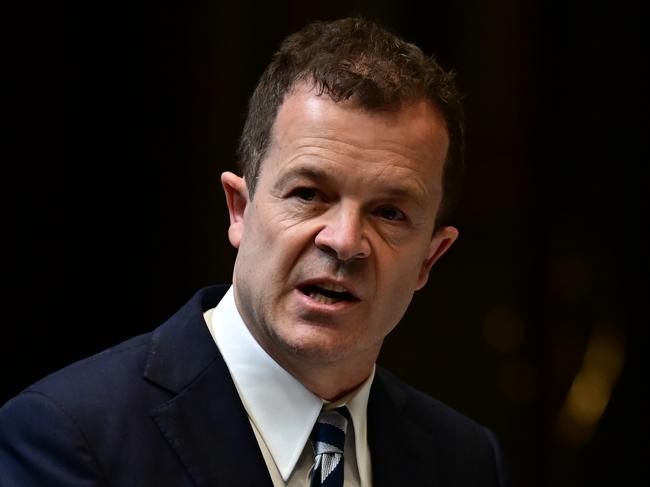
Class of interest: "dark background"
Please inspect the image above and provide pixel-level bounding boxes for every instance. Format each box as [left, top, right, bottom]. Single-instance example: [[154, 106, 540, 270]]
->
[[4, 1, 645, 486]]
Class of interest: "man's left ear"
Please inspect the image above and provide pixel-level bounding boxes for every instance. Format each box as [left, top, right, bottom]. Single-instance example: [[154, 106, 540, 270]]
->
[[221, 171, 248, 249], [415, 226, 459, 290]]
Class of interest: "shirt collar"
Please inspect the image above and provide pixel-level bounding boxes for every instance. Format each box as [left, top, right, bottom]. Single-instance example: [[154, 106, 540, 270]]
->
[[205, 286, 374, 481]]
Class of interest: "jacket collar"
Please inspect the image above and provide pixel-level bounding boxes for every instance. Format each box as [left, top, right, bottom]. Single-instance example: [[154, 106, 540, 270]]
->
[[144, 285, 274, 487]]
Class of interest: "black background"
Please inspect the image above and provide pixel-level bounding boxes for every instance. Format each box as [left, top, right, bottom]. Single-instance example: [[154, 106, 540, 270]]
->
[[4, 1, 645, 486]]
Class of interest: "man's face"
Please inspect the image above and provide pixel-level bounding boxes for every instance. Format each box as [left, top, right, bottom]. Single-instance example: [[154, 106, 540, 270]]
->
[[222, 87, 457, 374]]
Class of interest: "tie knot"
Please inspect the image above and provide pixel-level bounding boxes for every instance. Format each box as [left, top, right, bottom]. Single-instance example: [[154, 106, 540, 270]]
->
[[310, 406, 350, 487], [311, 406, 350, 454]]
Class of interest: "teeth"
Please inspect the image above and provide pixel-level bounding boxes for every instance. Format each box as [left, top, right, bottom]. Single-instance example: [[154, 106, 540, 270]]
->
[[318, 282, 348, 293], [309, 290, 338, 305]]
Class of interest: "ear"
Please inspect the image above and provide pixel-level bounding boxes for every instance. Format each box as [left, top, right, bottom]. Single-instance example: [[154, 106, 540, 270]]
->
[[415, 226, 459, 290], [221, 171, 248, 249]]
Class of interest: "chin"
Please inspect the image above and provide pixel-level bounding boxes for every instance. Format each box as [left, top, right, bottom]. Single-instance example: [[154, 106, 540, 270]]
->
[[276, 328, 361, 364], [285, 328, 384, 370]]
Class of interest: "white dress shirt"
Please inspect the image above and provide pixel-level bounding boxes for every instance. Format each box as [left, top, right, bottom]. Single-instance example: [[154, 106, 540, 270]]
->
[[204, 286, 374, 486]]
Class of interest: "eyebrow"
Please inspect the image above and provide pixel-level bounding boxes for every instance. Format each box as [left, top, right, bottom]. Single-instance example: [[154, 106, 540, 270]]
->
[[276, 166, 332, 189], [275, 164, 431, 207]]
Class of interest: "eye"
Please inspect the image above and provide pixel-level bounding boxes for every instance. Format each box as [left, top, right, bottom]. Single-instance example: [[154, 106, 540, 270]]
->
[[375, 205, 406, 221], [290, 187, 319, 202]]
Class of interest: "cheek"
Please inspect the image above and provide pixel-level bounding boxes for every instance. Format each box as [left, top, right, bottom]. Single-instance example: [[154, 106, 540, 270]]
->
[[373, 249, 427, 314], [239, 214, 306, 284], [242, 203, 287, 252], [377, 246, 425, 291]]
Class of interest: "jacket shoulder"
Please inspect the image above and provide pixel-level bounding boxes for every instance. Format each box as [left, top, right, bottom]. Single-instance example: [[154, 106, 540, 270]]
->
[[376, 366, 483, 433], [26, 332, 153, 406], [373, 366, 512, 486]]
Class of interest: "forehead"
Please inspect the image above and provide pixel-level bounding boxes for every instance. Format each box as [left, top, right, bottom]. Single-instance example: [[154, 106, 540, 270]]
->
[[260, 87, 450, 203], [276, 87, 447, 149], [272, 87, 446, 161]]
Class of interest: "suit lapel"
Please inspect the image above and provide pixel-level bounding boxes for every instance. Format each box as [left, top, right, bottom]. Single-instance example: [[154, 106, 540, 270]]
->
[[145, 286, 273, 487], [368, 368, 440, 487]]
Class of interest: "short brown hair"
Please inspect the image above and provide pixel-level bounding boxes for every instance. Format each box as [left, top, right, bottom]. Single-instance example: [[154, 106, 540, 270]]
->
[[237, 17, 464, 226]]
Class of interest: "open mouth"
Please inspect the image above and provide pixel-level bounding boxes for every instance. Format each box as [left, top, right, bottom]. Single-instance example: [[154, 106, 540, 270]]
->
[[298, 284, 358, 305]]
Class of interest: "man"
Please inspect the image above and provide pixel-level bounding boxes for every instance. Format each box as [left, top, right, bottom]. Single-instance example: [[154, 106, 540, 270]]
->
[[0, 18, 510, 486]]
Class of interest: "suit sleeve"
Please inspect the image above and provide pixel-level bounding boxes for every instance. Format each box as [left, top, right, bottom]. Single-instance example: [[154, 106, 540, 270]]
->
[[483, 427, 513, 487], [0, 391, 107, 487]]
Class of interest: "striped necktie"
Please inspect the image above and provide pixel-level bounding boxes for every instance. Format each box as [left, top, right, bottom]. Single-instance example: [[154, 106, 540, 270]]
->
[[310, 406, 350, 487]]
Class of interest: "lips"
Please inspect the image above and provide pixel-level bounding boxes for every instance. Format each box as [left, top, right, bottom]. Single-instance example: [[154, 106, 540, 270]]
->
[[297, 280, 360, 305]]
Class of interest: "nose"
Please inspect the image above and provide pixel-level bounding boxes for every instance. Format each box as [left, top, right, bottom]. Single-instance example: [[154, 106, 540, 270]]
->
[[314, 205, 370, 262]]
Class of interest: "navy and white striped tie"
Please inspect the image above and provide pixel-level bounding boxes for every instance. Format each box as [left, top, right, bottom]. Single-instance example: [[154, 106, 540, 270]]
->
[[310, 406, 350, 487]]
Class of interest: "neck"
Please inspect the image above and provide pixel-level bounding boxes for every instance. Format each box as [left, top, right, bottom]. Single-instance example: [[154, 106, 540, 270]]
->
[[249, 324, 379, 401], [277, 352, 377, 401]]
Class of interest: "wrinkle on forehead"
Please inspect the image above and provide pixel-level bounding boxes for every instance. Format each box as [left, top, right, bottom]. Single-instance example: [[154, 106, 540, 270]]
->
[[283, 140, 436, 175], [290, 136, 437, 171]]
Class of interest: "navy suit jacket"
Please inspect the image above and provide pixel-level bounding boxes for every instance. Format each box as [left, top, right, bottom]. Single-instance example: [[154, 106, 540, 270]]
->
[[0, 286, 511, 486]]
